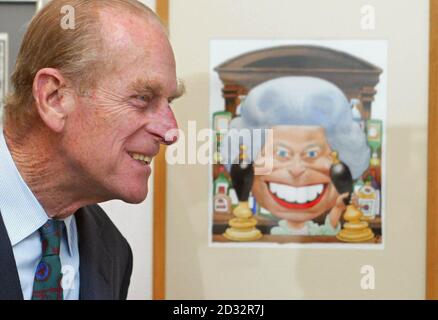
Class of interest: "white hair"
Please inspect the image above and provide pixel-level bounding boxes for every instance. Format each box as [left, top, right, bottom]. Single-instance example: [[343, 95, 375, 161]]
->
[[221, 76, 370, 179]]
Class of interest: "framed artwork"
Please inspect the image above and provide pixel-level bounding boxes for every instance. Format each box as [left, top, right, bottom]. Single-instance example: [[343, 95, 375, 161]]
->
[[0, 33, 7, 110], [209, 40, 387, 248], [166, 0, 428, 299]]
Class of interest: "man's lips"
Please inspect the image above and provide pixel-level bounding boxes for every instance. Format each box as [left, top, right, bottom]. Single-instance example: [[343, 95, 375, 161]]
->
[[267, 182, 327, 210]]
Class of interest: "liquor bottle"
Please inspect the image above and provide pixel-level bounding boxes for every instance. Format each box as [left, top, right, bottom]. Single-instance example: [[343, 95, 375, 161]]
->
[[368, 150, 381, 188], [366, 120, 383, 154], [366, 120, 382, 188], [357, 178, 380, 221], [213, 185, 232, 214], [213, 165, 231, 196]]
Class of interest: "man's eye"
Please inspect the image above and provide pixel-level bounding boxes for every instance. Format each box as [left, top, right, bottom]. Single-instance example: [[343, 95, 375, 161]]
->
[[138, 95, 149, 102], [131, 95, 151, 108]]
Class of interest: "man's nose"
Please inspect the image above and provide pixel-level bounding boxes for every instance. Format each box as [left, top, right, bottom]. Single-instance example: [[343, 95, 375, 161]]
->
[[146, 104, 179, 145], [288, 157, 306, 177]]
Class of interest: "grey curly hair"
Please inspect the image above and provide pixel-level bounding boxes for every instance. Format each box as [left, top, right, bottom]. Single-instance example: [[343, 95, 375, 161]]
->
[[221, 76, 370, 179]]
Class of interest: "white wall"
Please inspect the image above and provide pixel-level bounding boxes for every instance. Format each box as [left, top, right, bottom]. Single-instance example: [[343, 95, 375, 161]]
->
[[101, 178, 154, 300], [139, 0, 157, 10], [102, 0, 157, 301]]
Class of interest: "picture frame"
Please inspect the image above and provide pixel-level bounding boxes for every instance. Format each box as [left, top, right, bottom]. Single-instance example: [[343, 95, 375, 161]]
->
[[165, 0, 428, 299], [153, 0, 169, 301], [208, 39, 387, 248], [427, 0, 438, 300]]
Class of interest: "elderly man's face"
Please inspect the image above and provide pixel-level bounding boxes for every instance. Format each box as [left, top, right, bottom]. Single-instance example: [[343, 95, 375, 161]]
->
[[63, 13, 179, 203], [252, 125, 340, 222]]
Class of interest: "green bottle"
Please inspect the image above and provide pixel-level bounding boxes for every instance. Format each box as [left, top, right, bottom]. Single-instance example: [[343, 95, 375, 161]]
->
[[214, 165, 230, 196], [366, 119, 383, 154]]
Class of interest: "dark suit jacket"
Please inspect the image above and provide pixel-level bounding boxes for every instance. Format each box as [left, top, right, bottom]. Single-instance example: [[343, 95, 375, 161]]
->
[[0, 204, 133, 300]]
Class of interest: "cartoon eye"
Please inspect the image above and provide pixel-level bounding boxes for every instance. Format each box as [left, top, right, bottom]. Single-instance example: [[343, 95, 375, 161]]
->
[[307, 150, 319, 158], [276, 147, 290, 158]]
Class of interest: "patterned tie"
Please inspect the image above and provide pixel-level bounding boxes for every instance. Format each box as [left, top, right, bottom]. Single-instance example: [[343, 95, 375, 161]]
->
[[31, 219, 64, 300]]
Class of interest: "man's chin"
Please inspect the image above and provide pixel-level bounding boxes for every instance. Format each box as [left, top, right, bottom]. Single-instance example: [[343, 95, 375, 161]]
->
[[118, 188, 149, 204]]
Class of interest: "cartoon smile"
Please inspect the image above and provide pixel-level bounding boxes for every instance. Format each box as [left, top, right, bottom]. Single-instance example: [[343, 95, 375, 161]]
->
[[267, 182, 327, 210]]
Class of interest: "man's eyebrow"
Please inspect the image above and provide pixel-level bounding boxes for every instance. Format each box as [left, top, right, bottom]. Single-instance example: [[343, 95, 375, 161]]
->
[[274, 142, 293, 150], [129, 78, 186, 101], [129, 79, 162, 96]]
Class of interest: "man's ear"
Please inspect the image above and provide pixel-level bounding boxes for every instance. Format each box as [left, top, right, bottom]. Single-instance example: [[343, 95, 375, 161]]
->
[[32, 68, 76, 133]]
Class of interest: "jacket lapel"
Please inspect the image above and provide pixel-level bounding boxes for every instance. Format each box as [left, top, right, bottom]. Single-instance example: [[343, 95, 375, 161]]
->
[[75, 207, 114, 300], [0, 211, 24, 300]]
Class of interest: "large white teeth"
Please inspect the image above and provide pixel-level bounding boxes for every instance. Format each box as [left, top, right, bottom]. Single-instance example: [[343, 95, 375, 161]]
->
[[268, 183, 324, 204], [296, 187, 307, 204], [129, 153, 152, 165]]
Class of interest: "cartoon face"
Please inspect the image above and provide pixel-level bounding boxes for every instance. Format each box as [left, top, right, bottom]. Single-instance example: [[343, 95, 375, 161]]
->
[[252, 125, 340, 222]]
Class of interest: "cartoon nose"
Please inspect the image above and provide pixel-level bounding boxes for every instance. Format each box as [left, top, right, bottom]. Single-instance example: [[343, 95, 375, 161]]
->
[[288, 158, 306, 177], [146, 105, 179, 145]]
